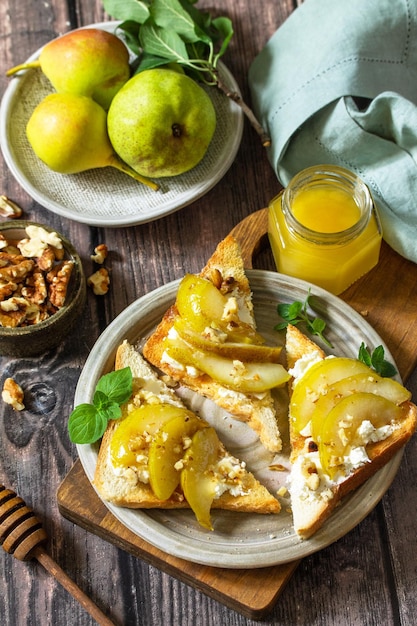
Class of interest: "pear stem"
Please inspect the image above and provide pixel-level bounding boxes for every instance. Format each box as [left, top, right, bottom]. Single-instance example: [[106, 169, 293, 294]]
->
[[107, 154, 160, 191], [211, 69, 271, 148], [6, 60, 41, 77]]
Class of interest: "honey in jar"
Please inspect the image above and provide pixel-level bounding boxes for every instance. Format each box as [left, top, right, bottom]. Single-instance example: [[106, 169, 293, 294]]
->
[[268, 165, 382, 295]]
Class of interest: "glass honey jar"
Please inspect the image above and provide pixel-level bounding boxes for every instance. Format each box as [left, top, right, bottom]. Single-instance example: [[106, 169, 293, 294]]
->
[[268, 165, 382, 295]]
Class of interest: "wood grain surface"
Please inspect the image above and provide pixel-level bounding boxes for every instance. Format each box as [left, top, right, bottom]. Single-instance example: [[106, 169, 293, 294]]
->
[[1, 1, 417, 626]]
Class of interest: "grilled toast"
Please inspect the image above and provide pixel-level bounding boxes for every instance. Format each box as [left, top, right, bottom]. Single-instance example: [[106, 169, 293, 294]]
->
[[93, 340, 280, 530], [143, 235, 289, 453], [285, 324, 417, 539]]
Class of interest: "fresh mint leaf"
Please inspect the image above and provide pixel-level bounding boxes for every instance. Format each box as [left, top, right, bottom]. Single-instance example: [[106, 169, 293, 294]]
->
[[358, 342, 397, 377], [309, 317, 327, 337], [96, 367, 133, 405], [275, 289, 333, 348], [358, 342, 372, 367], [68, 404, 106, 444], [93, 389, 110, 411], [68, 367, 133, 444], [100, 402, 123, 423]]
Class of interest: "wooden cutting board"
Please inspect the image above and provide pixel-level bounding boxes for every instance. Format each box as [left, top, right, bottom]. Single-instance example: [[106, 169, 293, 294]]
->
[[57, 208, 417, 620]]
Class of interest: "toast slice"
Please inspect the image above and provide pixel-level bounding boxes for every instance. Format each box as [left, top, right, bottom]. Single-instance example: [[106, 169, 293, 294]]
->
[[93, 340, 280, 530], [143, 235, 288, 453], [285, 324, 417, 539]]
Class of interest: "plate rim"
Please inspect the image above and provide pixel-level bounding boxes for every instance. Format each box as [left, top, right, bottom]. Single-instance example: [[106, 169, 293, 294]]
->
[[75, 270, 403, 568], [0, 21, 244, 227]]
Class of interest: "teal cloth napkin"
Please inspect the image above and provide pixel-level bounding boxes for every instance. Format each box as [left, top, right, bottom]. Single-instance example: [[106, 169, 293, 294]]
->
[[248, 0, 417, 262]]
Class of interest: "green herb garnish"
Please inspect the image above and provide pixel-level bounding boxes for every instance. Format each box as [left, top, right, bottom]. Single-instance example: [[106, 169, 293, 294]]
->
[[358, 343, 397, 377], [275, 289, 333, 348], [68, 367, 133, 444], [102, 0, 270, 145]]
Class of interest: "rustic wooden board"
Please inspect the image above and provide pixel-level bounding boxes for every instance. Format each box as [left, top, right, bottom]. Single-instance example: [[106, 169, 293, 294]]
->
[[57, 461, 298, 620], [57, 208, 417, 620]]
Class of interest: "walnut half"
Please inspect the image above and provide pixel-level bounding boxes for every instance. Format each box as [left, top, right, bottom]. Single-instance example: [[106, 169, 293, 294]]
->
[[2, 377, 24, 411]]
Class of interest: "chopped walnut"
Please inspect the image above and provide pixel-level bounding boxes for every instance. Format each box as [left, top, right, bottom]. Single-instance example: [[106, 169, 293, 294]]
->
[[2, 378, 25, 411], [25, 225, 63, 251], [301, 456, 320, 491], [209, 268, 223, 289], [0, 196, 23, 219], [0, 281, 17, 300], [0, 258, 34, 282], [0, 226, 73, 328], [90, 244, 108, 264], [21, 268, 47, 305], [47, 260, 74, 308], [36, 246, 57, 272], [88, 268, 110, 295]]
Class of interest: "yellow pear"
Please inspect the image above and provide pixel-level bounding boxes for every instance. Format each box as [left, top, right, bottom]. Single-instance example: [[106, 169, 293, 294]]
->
[[107, 69, 217, 178], [7, 28, 130, 110], [26, 93, 159, 190]]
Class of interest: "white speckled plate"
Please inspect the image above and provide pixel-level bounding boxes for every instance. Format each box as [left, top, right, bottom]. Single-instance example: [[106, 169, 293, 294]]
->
[[0, 22, 243, 227], [74, 271, 404, 568]]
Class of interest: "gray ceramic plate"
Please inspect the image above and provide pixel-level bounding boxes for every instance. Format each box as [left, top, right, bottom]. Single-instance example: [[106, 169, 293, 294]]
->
[[0, 22, 243, 227], [75, 270, 403, 568]]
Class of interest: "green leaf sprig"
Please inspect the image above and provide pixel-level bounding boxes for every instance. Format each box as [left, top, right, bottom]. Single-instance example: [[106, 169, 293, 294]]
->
[[275, 289, 333, 348], [358, 343, 397, 378], [68, 367, 133, 444], [102, 0, 271, 145]]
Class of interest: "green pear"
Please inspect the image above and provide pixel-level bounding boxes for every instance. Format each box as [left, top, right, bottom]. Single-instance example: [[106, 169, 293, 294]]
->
[[107, 69, 217, 178], [7, 29, 130, 110], [26, 93, 159, 190]]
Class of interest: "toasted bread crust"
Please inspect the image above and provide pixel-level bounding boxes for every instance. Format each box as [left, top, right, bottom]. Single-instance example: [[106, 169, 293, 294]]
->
[[93, 340, 280, 516], [285, 324, 417, 539], [143, 235, 282, 453]]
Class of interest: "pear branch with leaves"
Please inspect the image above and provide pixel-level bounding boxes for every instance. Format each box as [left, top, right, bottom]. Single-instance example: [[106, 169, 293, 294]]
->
[[102, 0, 271, 146]]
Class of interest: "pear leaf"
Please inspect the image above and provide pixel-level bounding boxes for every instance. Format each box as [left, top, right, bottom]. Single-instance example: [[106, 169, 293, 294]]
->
[[151, 0, 210, 44], [116, 20, 143, 56], [134, 51, 174, 71], [139, 22, 189, 61], [99, 0, 271, 145], [212, 17, 234, 60], [102, 0, 150, 23]]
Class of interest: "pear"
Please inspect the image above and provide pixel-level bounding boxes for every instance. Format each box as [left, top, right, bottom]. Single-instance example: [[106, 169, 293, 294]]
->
[[107, 69, 217, 178], [26, 93, 159, 190], [319, 393, 404, 478], [7, 28, 130, 110]]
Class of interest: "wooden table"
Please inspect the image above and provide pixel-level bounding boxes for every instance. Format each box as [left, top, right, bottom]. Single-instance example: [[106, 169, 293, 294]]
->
[[1, 1, 417, 625]]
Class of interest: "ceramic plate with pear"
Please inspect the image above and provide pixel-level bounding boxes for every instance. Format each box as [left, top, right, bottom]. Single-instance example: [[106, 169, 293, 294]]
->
[[75, 271, 404, 568], [0, 22, 244, 227]]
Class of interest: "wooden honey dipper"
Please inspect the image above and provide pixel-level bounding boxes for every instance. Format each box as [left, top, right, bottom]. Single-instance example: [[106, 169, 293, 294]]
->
[[0, 484, 115, 626]]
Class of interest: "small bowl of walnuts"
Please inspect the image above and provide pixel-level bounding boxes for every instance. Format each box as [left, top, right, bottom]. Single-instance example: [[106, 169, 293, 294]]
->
[[0, 220, 86, 357]]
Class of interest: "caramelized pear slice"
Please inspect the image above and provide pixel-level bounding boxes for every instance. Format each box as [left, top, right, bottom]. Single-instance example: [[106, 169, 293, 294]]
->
[[176, 273, 227, 332], [310, 373, 411, 442], [110, 403, 188, 468], [148, 412, 203, 500], [319, 392, 404, 478], [173, 318, 282, 363], [164, 338, 290, 392], [290, 357, 373, 434], [175, 274, 265, 344], [180, 426, 220, 530]]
